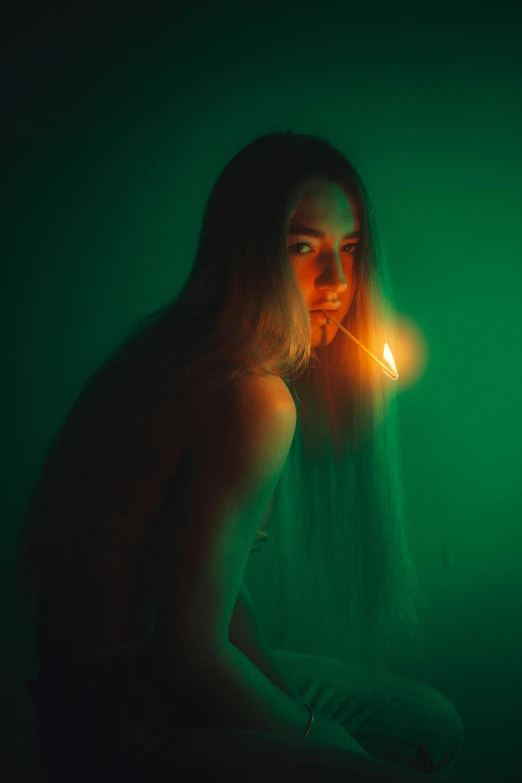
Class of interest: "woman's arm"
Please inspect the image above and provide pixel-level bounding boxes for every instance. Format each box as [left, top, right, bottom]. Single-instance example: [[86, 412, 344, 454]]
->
[[228, 581, 301, 704], [229, 491, 296, 702], [228, 583, 369, 756]]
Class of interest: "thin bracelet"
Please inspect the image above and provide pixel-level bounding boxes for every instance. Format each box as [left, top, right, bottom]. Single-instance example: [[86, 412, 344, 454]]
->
[[303, 703, 314, 738]]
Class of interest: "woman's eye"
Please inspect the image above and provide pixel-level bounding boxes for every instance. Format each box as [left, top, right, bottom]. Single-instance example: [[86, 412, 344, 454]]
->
[[344, 243, 358, 255], [289, 242, 358, 255], [288, 242, 312, 254]]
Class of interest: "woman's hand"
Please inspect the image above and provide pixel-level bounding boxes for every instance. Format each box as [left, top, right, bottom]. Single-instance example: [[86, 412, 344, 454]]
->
[[306, 711, 369, 756]]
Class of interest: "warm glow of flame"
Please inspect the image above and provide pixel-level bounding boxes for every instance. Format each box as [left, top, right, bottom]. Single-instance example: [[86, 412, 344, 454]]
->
[[384, 343, 397, 376]]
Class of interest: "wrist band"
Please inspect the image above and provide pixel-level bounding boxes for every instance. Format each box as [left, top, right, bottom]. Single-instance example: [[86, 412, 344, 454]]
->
[[303, 703, 314, 738]]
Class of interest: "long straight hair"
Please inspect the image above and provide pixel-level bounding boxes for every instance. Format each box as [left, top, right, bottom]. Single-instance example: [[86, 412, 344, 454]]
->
[[16, 131, 426, 677]]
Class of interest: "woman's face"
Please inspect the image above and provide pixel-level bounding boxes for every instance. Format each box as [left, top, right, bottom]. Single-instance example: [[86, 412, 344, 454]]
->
[[288, 178, 361, 348]]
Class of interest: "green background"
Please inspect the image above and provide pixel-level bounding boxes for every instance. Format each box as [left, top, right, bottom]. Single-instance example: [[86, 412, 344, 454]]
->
[[3, 2, 521, 780]]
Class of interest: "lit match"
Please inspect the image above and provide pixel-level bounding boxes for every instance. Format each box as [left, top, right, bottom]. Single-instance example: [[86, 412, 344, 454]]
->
[[320, 311, 399, 381]]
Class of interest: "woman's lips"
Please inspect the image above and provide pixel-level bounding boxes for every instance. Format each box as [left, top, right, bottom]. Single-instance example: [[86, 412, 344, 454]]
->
[[310, 311, 330, 323], [310, 301, 342, 311]]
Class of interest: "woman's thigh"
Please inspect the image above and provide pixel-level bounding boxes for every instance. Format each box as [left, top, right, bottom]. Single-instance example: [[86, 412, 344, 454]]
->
[[113, 725, 437, 783], [270, 649, 464, 778], [30, 651, 462, 783], [111, 651, 462, 781]]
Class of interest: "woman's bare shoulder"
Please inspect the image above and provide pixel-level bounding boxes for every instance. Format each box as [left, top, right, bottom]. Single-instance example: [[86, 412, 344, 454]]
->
[[185, 372, 295, 451], [212, 372, 294, 416], [189, 370, 292, 408]]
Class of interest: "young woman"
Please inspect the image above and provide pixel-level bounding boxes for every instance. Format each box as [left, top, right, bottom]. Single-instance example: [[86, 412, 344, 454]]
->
[[17, 132, 463, 781]]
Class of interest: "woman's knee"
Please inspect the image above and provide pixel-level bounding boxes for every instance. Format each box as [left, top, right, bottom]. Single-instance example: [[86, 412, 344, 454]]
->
[[416, 684, 464, 774]]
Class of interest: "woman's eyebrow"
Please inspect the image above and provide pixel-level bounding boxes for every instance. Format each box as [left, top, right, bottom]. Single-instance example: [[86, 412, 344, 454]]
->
[[288, 225, 361, 240]]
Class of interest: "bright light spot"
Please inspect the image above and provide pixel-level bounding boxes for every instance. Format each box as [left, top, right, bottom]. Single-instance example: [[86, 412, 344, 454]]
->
[[384, 343, 398, 377]]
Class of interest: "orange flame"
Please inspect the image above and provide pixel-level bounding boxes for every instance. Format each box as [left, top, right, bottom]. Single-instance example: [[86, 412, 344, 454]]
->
[[383, 344, 398, 379]]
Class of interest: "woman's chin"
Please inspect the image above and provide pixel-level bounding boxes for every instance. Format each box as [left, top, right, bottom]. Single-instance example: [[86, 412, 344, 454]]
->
[[311, 322, 338, 348]]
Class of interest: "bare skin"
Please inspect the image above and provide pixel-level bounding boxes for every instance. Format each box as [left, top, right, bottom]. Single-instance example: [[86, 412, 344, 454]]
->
[[47, 181, 360, 669], [290, 178, 360, 348], [261, 178, 361, 374]]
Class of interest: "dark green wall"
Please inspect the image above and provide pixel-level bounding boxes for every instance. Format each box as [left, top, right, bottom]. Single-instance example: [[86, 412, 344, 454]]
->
[[3, 3, 521, 780]]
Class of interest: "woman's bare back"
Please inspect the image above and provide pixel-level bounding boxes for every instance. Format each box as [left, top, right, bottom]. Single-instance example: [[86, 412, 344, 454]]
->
[[33, 364, 190, 672], [33, 365, 286, 674]]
